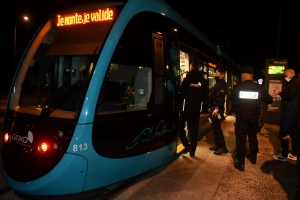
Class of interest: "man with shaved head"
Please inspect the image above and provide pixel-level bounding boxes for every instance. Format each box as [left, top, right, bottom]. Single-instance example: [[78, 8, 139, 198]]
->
[[274, 68, 300, 162], [274, 69, 299, 110]]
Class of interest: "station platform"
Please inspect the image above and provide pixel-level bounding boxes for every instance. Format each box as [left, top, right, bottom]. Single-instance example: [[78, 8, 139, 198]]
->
[[109, 116, 297, 200], [0, 115, 297, 199]]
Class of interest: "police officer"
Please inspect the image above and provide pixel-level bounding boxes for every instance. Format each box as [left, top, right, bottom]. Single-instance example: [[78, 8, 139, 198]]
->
[[230, 67, 273, 171], [178, 63, 209, 157], [208, 69, 228, 155]]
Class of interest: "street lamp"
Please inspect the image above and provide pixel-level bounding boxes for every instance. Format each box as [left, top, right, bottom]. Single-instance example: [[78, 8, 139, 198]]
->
[[13, 16, 29, 72]]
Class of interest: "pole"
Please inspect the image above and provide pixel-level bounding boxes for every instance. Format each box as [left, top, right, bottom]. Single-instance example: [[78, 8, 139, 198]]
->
[[276, 3, 282, 59]]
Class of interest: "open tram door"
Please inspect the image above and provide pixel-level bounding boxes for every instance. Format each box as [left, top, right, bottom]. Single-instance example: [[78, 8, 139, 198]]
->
[[152, 32, 188, 154], [262, 59, 288, 124]]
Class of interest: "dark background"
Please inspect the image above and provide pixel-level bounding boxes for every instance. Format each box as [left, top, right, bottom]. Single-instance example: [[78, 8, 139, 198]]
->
[[1, 1, 300, 92]]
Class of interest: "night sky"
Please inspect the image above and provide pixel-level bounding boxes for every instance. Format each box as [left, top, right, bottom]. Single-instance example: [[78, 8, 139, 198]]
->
[[2, 1, 300, 89]]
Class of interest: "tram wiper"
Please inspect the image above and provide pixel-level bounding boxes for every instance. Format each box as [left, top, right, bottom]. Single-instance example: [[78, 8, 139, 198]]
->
[[38, 46, 99, 121]]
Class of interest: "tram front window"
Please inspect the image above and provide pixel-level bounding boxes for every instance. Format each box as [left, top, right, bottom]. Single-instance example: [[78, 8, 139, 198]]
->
[[8, 5, 119, 119]]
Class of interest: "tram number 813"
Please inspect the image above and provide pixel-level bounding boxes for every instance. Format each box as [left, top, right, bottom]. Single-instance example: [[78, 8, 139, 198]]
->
[[73, 143, 88, 152]]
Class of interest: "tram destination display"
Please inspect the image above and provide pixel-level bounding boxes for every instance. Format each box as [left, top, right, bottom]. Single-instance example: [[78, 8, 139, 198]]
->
[[56, 7, 115, 27]]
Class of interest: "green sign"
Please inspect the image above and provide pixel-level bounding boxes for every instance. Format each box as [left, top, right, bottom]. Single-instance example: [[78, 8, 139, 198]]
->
[[268, 66, 285, 74]]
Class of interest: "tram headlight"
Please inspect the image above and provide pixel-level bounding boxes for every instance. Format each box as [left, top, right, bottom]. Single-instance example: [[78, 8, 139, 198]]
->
[[4, 133, 9, 143], [38, 142, 48, 153]]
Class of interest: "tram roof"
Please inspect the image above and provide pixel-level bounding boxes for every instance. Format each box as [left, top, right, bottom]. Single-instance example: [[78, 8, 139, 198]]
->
[[127, 0, 240, 70]]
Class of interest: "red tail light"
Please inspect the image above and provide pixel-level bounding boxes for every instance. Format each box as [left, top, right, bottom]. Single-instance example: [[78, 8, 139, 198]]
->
[[4, 133, 9, 143], [38, 142, 48, 153]]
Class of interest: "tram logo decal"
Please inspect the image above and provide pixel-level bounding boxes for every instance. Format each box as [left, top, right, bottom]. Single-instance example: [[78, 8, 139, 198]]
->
[[12, 131, 33, 146], [57, 8, 114, 27], [126, 120, 170, 150]]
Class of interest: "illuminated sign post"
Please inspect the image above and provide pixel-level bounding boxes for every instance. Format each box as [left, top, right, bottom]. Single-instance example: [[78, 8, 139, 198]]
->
[[263, 59, 288, 124], [57, 8, 114, 27]]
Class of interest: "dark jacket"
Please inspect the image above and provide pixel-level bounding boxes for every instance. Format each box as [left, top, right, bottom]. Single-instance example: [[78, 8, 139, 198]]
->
[[180, 70, 209, 113], [230, 80, 273, 116], [280, 76, 300, 101], [279, 90, 300, 138], [209, 79, 227, 110], [280, 76, 300, 110]]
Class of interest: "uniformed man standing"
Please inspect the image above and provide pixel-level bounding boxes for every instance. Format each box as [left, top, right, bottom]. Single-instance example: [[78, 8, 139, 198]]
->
[[230, 67, 273, 171], [208, 69, 228, 155]]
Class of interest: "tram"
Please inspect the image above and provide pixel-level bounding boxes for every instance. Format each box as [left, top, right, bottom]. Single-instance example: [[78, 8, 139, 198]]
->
[[1, 0, 239, 199]]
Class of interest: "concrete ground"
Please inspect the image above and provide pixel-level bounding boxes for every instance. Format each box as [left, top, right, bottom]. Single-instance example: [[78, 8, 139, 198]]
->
[[109, 116, 297, 200], [0, 114, 297, 200]]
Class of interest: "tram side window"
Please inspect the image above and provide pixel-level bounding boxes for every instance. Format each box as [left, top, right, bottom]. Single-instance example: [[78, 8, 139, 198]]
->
[[231, 73, 238, 88], [195, 51, 206, 78], [96, 15, 152, 115], [179, 44, 193, 86]]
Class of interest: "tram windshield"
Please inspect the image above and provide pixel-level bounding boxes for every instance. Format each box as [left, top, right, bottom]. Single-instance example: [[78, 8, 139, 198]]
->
[[8, 4, 121, 119]]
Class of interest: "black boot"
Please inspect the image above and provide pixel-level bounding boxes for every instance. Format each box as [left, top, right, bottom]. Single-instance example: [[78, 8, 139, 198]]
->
[[182, 146, 191, 154], [214, 146, 229, 155], [209, 145, 219, 151], [234, 158, 245, 171], [190, 151, 195, 157], [246, 153, 257, 164]]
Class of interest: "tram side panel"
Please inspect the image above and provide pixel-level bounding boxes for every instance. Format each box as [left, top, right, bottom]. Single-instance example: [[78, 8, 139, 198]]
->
[[80, 12, 180, 190]]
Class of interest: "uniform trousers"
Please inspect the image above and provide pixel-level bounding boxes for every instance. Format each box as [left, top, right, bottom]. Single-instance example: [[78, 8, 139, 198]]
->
[[178, 111, 200, 153], [212, 109, 226, 148], [235, 114, 259, 159]]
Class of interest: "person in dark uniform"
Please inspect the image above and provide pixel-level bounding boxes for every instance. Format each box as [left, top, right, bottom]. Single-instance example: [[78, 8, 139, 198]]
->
[[274, 69, 300, 161], [276, 90, 300, 199], [230, 66, 273, 171], [178, 63, 209, 157], [208, 69, 228, 155]]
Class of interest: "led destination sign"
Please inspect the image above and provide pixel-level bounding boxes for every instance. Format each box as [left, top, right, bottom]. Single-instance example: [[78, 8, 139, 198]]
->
[[268, 66, 285, 75], [57, 8, 114, 27]]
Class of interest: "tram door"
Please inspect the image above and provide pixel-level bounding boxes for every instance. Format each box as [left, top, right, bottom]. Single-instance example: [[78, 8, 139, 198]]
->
[[152, 33, 178, 150], [177, 44, 193, 152]]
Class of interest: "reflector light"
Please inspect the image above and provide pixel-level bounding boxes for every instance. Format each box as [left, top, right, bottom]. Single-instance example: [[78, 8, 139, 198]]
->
[[38, 142, 48, 152], [4, 133, 9, 143], [53, 143, 58, 150]]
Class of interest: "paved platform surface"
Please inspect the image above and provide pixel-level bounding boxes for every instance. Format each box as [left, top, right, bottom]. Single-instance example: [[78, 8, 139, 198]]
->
[[0, 115, 297, 200], [109, 116, 297, 200]]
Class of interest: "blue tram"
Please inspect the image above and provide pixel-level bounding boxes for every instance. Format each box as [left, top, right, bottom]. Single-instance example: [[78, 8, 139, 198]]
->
[[1, 0, 239, 198]]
